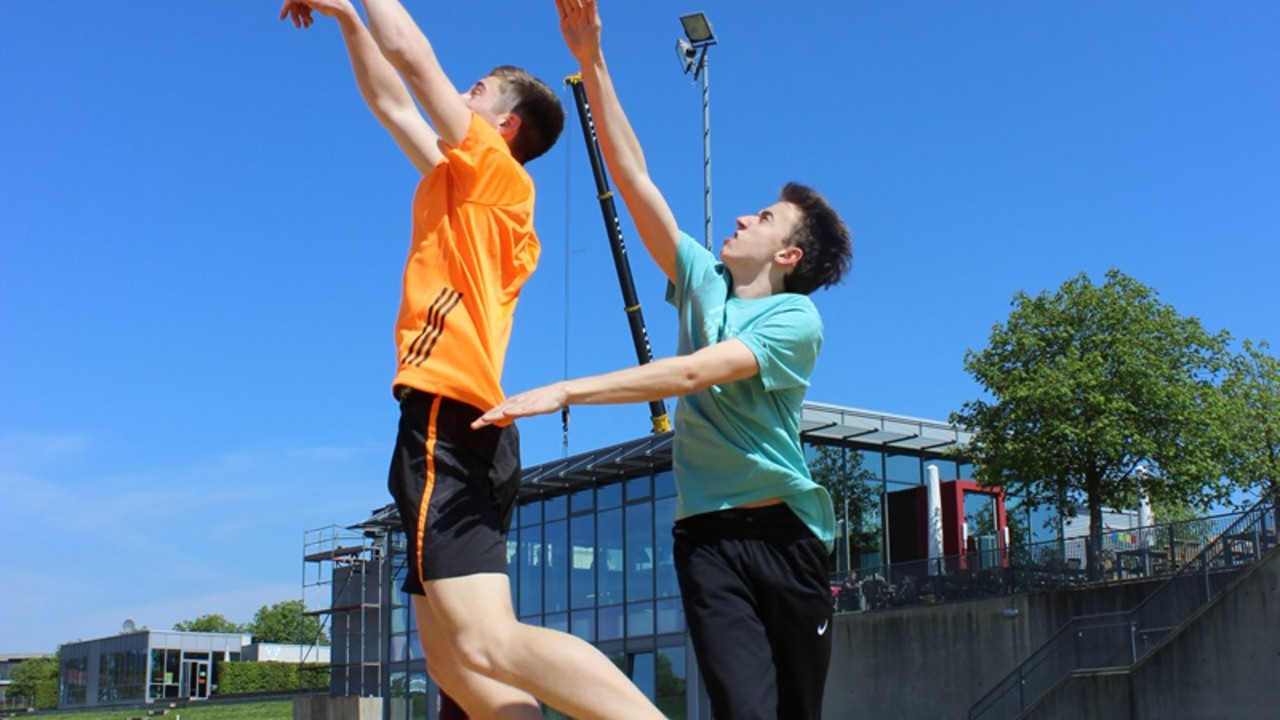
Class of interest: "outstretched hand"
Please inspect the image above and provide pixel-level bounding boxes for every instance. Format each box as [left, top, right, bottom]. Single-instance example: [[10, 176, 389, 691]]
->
[[279, 0, 351, 28], [472, 383, 571, 429], [555, 0, 603, 63]]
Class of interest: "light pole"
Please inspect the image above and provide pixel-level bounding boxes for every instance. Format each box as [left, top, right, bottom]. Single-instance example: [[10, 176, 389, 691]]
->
[[676, 12, 717, 250]]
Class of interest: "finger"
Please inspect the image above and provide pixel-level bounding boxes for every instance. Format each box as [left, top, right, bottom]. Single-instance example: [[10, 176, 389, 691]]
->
[[554, 0, 570, 20]]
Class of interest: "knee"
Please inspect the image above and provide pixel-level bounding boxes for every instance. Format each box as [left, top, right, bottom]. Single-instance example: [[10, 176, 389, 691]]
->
[[449, 627, 507, 678]]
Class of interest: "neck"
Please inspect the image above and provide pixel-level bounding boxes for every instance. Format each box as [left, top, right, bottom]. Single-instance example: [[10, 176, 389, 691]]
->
[[729, 265, 786, 299]]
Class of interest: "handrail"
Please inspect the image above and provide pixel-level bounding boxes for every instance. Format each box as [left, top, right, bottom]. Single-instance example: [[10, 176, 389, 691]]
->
[[967, 493, 1276, 720]]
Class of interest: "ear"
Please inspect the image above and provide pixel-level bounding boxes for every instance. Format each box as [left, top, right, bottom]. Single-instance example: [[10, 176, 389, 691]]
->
[[775, 245, 803, 269], [496, 112, 522, 142]]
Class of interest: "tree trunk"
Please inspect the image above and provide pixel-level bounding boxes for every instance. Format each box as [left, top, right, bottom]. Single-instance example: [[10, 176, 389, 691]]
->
[[1087, 476, 1105, 581]]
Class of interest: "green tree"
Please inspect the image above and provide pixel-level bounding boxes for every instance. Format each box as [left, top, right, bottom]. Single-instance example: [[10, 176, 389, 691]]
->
[[248, 600, 329, 646], [1222, 339, 1280, 509], [7, 655, 58, 709], [952, 270, 1234, 579], [808, 444, 881, 563], [173, 614, 247, 634]]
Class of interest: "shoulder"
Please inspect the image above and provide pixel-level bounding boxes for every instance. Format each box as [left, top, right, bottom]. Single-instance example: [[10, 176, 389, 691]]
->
[[765, 293, 822, 328]]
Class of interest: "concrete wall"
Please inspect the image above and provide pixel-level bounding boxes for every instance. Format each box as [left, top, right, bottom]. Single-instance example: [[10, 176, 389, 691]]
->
[[926, 549, 1279, 720], [822, 577, 1167, 719], [293, 695, 382, 720], [1130, 548, 1280, 720], [1023, 670, 1132, 720]]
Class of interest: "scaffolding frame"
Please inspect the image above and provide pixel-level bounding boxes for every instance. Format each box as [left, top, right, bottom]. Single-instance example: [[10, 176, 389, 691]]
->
[[303, 524, 384, 697]]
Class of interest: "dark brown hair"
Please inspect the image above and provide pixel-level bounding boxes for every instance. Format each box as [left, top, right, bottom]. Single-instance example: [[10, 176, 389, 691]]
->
[[489, 65, 565, 164], [780, 182, 853, 295]]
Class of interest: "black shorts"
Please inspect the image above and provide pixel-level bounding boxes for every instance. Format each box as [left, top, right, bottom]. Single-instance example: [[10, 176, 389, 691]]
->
[[673, 504, 835, 720], [387, 388, 521, 593]]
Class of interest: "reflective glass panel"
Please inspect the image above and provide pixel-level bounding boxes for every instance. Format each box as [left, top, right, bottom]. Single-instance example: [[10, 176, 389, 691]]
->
[[656, 646, 688, 720], [655, 470, 676, 499], [627, 600, 654, 636], [656, 598, 685, 634], [570, 487, 595, 514], [570, 512, 596, 609], [598, 604, 625, 641], [545, 493, 567, 521], [630, 651, 656, 700], [886, 453, 922, 483], [545, 519, 569, 613], [626, 502, 654, 602], [654, 497, 678, 599], [518, 523, 543, 616], [570, 609, 596, 642], [597, 508, 624, 606], [598, 483, 622, 510]]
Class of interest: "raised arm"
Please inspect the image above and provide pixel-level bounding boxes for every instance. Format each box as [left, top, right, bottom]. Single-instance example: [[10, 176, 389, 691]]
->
[[356, 0, 473, 150], [472, 340, 758, 428], [281, 0, 442, 173], [558, 0, 682, 281]]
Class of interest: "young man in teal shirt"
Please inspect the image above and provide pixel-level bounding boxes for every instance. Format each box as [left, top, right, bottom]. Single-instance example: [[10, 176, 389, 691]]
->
[[474, 3, 853, 717]]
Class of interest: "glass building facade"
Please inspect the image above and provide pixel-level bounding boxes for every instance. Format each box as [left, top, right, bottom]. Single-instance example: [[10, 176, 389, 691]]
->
[[349, 402, 980, 720]]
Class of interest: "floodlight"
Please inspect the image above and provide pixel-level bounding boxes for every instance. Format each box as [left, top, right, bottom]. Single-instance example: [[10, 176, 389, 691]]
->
[[680, 12, 716, 46], [674, 11, 719, 250], [676, 38, 696, 75]]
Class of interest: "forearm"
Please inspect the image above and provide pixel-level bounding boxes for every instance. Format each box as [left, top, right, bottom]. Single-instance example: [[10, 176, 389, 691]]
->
[[580, 53, 650, 184], [580, 51, 680, 276], [565, 341, 758, 406], [335, 8, 415, 122], [358, 0, 466, 145], [561, 356, 699, 407], [356, 0, 429, 66]]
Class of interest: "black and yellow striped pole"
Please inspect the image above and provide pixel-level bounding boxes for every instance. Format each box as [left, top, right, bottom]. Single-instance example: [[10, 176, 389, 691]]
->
[[565, 74, 671, 434]]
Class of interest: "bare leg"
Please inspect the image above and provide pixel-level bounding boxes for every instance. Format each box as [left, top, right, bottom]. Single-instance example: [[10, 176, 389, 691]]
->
[[413, 596, 544, 720], [423, 573, 667, 720]]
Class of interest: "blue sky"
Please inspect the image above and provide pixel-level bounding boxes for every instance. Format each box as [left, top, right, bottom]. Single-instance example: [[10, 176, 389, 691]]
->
[[2, 1, 1277, 653]]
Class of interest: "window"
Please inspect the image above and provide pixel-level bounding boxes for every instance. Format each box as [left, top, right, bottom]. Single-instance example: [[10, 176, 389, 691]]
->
[[545, 519, 568, 613], [885, 453, 921, 483], [654, 497, 679, 599], [518, 524, 543, 618], [570, 513, 596, 609], [626, 503, 654, 603], [656, 646, 688, 720], [597, 508, 624, 606]]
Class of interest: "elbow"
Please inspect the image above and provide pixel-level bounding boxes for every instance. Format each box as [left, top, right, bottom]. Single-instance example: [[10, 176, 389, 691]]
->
[[378, 43, 414, 72], [675, 360, 709, 396], [374, 28, 417, 70]]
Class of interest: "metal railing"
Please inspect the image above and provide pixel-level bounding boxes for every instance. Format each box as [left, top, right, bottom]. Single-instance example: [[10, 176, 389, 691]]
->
[[830, 509, 1251, 613], [967, 494, 1277, 720]]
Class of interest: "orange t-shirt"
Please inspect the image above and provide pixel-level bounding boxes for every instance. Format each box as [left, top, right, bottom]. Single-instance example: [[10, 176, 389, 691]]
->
[[391, 114, 540, 413]]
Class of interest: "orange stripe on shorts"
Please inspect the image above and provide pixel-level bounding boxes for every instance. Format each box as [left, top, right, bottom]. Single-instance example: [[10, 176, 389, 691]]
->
[[415, 394, 444, 586]]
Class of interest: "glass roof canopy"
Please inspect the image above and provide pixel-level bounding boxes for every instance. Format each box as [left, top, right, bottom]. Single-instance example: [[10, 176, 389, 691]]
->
[[352, 401, 973, 526]]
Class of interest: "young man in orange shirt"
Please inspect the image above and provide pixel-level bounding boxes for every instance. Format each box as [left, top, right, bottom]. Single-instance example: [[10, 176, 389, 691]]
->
[[281, 2, 668, 718]]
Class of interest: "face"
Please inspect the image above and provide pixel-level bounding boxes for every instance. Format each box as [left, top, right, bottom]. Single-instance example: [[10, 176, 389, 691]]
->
[[460, 77, 510, 128], [720, 200, 803, 268]]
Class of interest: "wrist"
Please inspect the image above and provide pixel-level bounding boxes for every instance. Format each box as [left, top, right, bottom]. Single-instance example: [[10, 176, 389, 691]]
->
[[555, 380, 576, 406]]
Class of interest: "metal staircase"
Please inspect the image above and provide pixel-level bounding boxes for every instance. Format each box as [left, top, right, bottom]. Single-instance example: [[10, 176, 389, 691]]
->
[[968, 493, 1278, 720]]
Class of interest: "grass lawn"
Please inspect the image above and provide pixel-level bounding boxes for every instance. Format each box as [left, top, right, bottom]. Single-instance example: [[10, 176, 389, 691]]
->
[[8, 700, 292, 720]]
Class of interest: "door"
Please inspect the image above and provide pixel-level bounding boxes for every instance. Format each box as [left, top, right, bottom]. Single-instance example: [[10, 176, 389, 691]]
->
[[183, 660, 210, 699]]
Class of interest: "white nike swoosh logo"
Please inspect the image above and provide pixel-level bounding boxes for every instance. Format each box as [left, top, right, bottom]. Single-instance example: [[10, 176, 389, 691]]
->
[[817, 620, 829, 636]]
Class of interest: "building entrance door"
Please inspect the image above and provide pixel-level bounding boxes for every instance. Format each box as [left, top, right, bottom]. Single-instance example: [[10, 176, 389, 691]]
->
[[183, 660, 210, 699]]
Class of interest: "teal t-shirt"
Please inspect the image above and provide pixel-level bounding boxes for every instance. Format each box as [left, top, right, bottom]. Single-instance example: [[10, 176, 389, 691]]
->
[[666, 233, 836, 550]]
